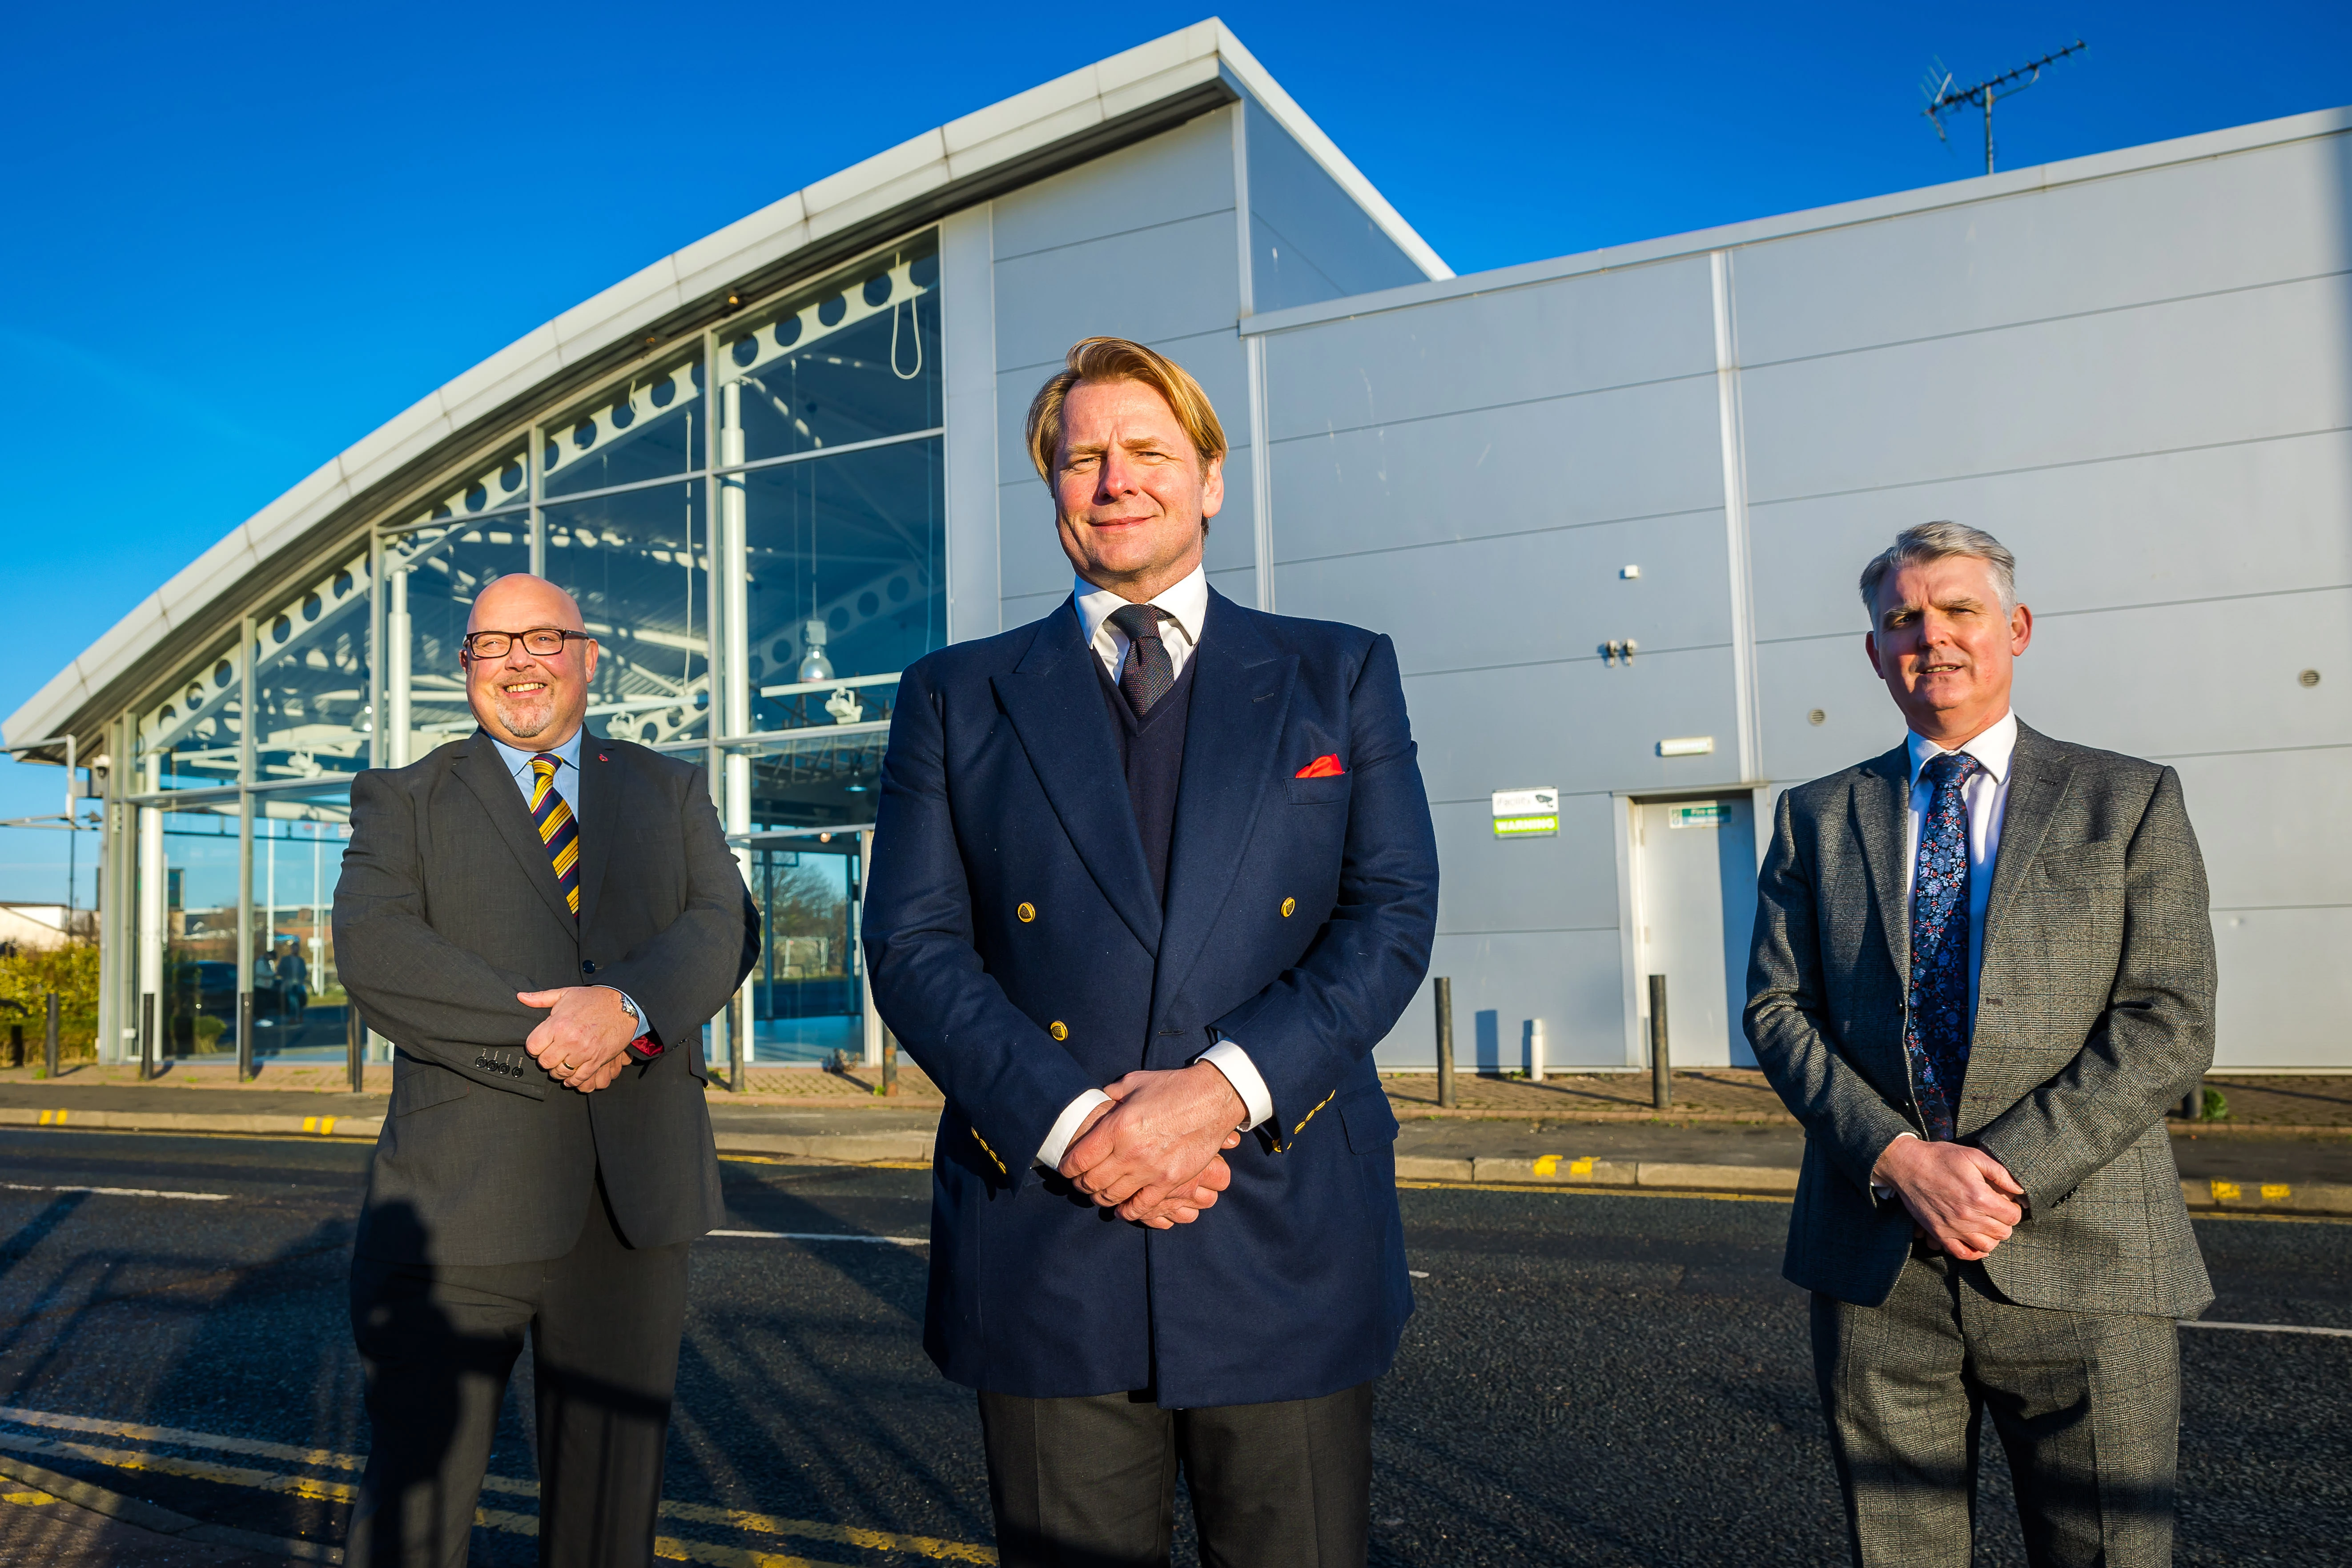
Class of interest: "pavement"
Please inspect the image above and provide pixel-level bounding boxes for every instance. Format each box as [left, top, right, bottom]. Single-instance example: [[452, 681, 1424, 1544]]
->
[[2, 1061, 2348, 1215], [0, 1129, 2343, 1567]]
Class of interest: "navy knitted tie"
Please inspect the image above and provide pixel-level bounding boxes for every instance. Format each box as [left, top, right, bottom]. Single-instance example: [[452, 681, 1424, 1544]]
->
[[1906, 752, 1982, 1141], [1109, 604, 1174, 717]]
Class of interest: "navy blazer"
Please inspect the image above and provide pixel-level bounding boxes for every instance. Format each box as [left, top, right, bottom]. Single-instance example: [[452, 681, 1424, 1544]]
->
[[863, 588, 1440, 1407]]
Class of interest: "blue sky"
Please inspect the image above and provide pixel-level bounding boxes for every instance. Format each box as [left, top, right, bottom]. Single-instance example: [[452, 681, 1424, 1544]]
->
[[1, 0, 2347, 902]]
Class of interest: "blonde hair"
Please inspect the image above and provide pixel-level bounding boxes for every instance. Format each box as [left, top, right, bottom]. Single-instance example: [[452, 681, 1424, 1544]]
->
[[1024, 337, 1228, 481]]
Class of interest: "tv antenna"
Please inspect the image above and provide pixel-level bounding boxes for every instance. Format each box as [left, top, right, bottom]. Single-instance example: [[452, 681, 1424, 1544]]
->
[[1921, 39, 2087, 174]]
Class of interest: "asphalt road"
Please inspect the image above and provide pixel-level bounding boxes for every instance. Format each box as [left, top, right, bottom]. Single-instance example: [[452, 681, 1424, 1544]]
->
[[0, 1130, 2340, 1566]]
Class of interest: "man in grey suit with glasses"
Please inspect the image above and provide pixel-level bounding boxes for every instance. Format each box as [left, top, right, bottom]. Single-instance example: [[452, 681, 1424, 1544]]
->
[[1748, 523, 2215, 1567], [334, 571, 757, 1568]]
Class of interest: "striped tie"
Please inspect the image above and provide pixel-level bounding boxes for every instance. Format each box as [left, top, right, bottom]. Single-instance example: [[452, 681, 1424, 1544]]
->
[[529, 756, 581, 917]]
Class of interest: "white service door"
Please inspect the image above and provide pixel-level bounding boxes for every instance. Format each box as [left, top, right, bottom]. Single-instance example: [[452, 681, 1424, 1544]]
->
[[1632, 796, 1760, 1067]]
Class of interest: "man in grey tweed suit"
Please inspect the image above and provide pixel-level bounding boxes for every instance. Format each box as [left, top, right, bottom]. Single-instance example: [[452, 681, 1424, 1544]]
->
[[1747, 523, 2214, 1567], [334, 572, 756, 1567]]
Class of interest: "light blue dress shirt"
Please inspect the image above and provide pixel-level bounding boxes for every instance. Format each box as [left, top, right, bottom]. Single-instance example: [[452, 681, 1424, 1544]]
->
[[486, 727, 647, 1041]]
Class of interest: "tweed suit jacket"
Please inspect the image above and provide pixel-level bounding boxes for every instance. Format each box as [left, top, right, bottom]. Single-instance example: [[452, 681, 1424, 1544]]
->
[[1745, 721, 2215, 1317], [333, 730, 758, 1267]]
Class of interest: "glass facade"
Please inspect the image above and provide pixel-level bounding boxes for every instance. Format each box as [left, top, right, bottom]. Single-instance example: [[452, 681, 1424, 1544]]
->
[[99, 229, 947, 1068]]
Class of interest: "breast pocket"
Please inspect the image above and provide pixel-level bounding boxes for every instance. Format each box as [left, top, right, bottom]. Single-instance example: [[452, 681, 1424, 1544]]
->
[[1285, 775, 1353, 806]]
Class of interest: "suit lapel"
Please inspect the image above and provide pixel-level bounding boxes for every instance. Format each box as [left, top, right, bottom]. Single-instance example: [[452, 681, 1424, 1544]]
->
[[993, 602, 1163, 954], [1849, 744, 1915, 985], [573, 733, 621, 936], [452, 731, 579, 932], [1980, 722, 2073, 960], [1151, 594, 1296, 1022]]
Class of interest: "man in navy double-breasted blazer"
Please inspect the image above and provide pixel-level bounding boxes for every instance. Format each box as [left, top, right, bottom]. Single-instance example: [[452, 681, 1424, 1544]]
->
[[864, 337, 1439, 1568]]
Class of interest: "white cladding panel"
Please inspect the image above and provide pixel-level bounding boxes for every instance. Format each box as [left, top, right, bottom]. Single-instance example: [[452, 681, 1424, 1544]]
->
[[1257, 118, 2352, 1069]]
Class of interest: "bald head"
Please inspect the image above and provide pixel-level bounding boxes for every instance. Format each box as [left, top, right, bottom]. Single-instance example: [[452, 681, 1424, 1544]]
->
[[462, 573, 599, 749], [468, 572, 585, 635]]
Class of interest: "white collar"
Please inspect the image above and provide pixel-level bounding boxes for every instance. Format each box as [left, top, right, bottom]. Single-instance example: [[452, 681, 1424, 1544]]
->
[[1073, 562, 1209, 649], [1906, 710, 2018, 786]]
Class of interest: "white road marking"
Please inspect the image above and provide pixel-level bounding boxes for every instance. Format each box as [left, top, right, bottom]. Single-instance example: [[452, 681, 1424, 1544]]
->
[[0, 1182, 228, 1202], [707, 1230, 926, 1245], [2182, 1319, 2352, 1339]]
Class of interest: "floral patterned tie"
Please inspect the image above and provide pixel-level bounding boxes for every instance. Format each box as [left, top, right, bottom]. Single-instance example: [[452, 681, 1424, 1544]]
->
[[1906, 752, 1982, 1140]]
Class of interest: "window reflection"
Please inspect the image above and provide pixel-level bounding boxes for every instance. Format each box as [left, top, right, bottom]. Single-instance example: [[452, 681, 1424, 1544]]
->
[[251, 555, 372, 782], [152, 800, 241, 1059], [249, 788, 352, 1059], [749, 734, 886, 831], [742, 438, 942, 735], [543, 355, 703, 500], [545, 485, 709, 747], [135, 645, 242, 791], [385, 523, 532, 762], [718, 237, 941, 463]]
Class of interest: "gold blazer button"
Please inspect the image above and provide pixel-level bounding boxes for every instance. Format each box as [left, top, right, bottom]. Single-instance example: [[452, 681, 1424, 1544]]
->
[[1017, 902, 1036, 923], [1049, 1021, 1069, 1041], [1281, 897, 1296, 917]]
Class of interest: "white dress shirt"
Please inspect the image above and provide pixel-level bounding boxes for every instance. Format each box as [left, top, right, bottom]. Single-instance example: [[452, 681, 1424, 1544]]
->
[[1034, 566, 1276, 1171], [1878, 710, 2017, 1170]]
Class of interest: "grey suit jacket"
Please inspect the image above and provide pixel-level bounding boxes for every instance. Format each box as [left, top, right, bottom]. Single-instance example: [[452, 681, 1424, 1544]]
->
[[1745, 721, 2215, 1317], [333, 731, 757, 1266]]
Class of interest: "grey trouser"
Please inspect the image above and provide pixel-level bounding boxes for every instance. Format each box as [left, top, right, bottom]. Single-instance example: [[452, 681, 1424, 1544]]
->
[[346, 1176, 691, 1568], [977, 1381, 1375, 1568], [1813, 1251, 2180, 1568]]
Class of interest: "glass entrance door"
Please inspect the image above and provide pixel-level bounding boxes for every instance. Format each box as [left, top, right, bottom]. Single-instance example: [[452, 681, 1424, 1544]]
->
[[747, 841, 862, 1063]]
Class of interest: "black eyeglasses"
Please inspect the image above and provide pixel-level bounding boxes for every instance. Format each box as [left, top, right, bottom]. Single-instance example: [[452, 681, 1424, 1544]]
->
[[461, 627, 591, 659]]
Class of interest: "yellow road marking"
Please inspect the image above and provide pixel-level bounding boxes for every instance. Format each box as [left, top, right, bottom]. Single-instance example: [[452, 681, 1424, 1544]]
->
[[2210, 1179, 2241, 1202], [1532, 1156, 1559, 1176], [1397, 1178, 1793, 1203], [36, 1110, 66, 1127], [298, 1116, 336, 1135], [0, 1490, 55, 1505], [2261, 1183, 2292, 1201], [0, 1406, 994, 1561], [1569, 1157, 1595, 1178]]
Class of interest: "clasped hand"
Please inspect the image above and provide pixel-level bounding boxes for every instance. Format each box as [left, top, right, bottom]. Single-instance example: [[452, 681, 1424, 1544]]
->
[[517, 986, 636, 1094], [1874, 1136, 2027, 1261], [1059, 1064, 1246, 1230]]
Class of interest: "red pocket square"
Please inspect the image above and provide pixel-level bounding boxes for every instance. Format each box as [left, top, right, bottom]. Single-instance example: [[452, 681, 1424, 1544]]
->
[[1295, 754, 1345, 778]]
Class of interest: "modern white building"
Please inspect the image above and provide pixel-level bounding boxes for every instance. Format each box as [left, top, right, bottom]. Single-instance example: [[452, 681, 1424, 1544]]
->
[[8, 20, 2349, 1074]]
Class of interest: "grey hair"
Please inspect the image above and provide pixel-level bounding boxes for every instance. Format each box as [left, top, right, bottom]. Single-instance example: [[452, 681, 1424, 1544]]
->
[[1858, 521, 2017, 619]]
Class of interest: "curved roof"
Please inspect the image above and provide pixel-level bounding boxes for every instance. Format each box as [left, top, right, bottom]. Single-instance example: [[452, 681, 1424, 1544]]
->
[[5, 18, 1446, 761]]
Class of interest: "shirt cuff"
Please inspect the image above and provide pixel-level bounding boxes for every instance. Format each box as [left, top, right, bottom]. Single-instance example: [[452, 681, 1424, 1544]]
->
[[1871, 1131, 1918, 1199], [597, 987, 662, 1057], [1035, 1089, 1114, 1171], [1197, 1040, 1275, 1132]]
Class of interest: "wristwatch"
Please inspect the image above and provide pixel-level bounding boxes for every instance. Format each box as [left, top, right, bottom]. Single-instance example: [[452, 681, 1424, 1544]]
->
[[613, 992, 664, 1062]]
